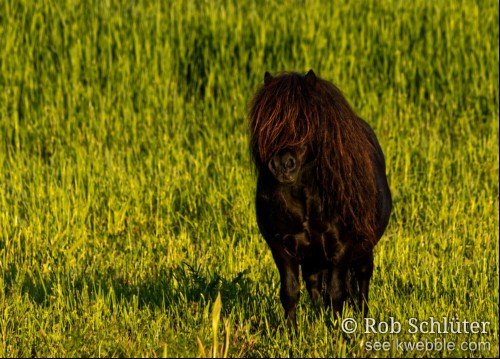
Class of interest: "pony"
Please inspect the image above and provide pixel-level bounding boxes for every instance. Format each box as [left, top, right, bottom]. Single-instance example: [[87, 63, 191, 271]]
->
[[249, 70, 392, 328]]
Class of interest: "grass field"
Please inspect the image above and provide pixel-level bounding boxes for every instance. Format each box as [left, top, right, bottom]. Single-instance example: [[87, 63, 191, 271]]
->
[[0, 0, 498, 357]]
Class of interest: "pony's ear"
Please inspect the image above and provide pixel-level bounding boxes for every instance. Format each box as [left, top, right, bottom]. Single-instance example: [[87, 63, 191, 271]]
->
[[264, 71, 273, 86], [305, 69, 317, 87]]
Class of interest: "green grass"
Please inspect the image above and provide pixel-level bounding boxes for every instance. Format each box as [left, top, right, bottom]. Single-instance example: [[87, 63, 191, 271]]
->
[[0, 0, 498, 357]]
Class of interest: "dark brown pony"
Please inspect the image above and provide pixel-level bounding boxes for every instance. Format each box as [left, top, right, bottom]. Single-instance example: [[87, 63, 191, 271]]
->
[[249, 70, 392, 327]]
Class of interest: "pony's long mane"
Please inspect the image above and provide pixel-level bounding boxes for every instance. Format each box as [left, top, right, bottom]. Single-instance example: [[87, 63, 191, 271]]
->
[[249, 71, 380, 244]]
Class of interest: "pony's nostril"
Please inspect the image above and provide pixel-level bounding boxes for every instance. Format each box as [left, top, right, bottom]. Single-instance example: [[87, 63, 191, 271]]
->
[[268, 156, 280, 175], [284, 155, 295, 170], [272, 157, 280, 170]]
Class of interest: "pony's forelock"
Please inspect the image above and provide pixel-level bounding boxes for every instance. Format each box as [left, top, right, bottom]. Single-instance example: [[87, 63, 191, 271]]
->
[[250, 73, 316, 165]]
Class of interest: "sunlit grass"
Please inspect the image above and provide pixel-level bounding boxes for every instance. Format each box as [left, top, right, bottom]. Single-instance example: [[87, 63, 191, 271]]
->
[[0, 0, 498, 357]]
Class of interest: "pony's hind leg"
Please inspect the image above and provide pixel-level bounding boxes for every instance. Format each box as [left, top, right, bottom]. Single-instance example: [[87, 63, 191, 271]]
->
[[325, 265, 348, 316], [353, 251, 374, 317], [303, 268, 324, 305]]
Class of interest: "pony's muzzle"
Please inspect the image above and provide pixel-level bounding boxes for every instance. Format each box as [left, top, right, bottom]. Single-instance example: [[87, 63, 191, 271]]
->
[[268, 152, 298, 184]]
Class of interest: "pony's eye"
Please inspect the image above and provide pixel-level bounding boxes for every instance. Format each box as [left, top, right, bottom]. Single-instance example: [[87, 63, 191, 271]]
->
[[286, 157, 296, 170]]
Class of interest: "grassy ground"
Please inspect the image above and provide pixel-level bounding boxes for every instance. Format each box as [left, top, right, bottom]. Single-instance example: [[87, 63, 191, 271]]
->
[[0, 0, 498, 357]]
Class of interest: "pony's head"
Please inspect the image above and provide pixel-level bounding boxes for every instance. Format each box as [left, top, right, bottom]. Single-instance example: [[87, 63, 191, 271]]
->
[[249, 70, 318, 172], [249, 70, 380, 245]]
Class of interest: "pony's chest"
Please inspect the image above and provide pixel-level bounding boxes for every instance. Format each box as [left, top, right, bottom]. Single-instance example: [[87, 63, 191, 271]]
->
[[256, 185, 306, 233], [262, 191, 305, 220]]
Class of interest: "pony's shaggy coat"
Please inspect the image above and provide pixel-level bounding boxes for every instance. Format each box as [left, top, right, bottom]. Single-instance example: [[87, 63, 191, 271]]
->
[[249, 70, 392, 326], [250, 71, 381, 245]]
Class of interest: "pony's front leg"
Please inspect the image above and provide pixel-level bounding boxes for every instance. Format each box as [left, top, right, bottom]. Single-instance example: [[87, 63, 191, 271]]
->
[[272, 248, 301, 329]]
